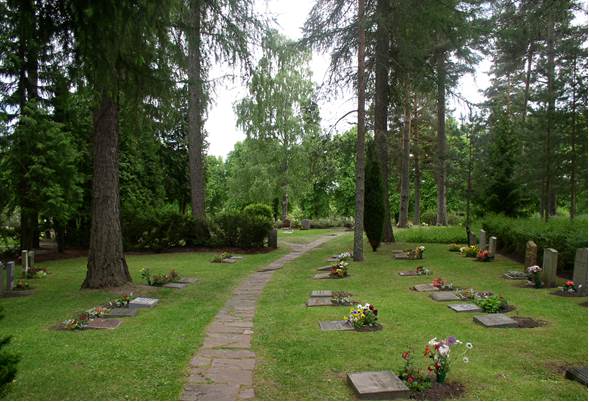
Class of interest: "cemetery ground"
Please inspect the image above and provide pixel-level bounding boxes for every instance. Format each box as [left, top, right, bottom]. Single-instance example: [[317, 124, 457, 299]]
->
[[0, 228, 587, 400]]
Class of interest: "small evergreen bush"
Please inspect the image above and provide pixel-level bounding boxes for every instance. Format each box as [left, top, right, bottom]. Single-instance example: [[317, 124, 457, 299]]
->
[[0, 307, 19, 396]]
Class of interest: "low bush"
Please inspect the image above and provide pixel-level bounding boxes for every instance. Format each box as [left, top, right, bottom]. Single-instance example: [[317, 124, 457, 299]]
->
[[213, 207, 273, 249], [482, 214, 587, 271], [309, 217, 353, 229], [396, 226, 470, 244]]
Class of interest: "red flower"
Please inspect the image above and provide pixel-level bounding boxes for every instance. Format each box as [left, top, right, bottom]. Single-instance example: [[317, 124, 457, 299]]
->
[[566, 280, 575, 286], [435, 362, 441, 369], [427, 366, 433, 372], [424, 345, 431, 356], [402, 351, 410, 360], [407, 376, 414, 384]]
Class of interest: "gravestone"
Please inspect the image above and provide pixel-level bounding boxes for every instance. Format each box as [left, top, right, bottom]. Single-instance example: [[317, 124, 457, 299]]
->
[[479, 229, 487, 250], [306, 297, 335, 307], [326, 257, 339, 262], [473, 314, 518, 328], [319, 320, 354, 331], [431, 291, 460, 301], [310, 290, 332, 297], [85, 318, 122, 330], [347, 371, 409, 400], [317, 265, 333, 271], [21, 250, 28, 273], [573, 248, 588, 296], [267, 229, 278, 249], [565, 367, 588, 386], [524, 240, 538, 272], [301, 219, 311, 230], [221, 258, 237, 264], [313, 272, 333, 280], [413, 284, 439, 292], [6, 261, 15, 291], [394, 253, 410, 260], [542, 248, 558, 288], [488, 236, 497, 258], [399, 271, 418, 276], [0, 263, 4, 295], [162, 282, 188, 289], [129, 297, 159, 308], [105, 308, 138, 317], [448, 303, 482, 313], [177, 277, 198, 284], [468, 232, 477, 246], [28, 250, 35, 267]]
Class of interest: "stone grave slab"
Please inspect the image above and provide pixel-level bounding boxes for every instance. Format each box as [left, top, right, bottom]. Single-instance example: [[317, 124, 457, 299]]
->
[[162, 282, 188, 289], [86, 318, 122, 330], [479, 229, 487, 250], [448, 303, 482, 313], [326, 257, 339, 263], [319, 320, 354, 331], [129, 297, 159, 308], [394, 253, 410, 260], [573, 248, 588, 296], [221, 258, 238, 264], [317, 265, 333, 272], [398, 271, 418, 276], [313, 272, 333, 280], [105, 308, 138, 317], [413, 284, 439, 292], [473, 313, 518, 328], [431, 291, 460, 301], [306, 297, 335, 307], [503, 271, 529, 280], [228, 256, 244, 260], [310, 290, 332, 297], [524, 240, 538, 272], [347, 371, 410, 400], [565, 367, 588, 386], [177, 277, 198, 284]]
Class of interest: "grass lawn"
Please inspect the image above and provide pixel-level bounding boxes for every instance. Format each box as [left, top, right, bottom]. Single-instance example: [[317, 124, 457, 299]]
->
[[0, 248, 287, 400], [277, 228, 342, 244], [254, 232, 588, 400]]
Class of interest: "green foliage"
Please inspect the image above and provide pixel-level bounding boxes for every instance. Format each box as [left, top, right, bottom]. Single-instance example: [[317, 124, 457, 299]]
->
[[214, 208, 273, 249], [482, 214, 587, 271], [243, 203, 273, 222], [475, 295, 507, 313], [363, 141, 384, 251], [395, 226, 470, 244], [0, 307, 19, 396]]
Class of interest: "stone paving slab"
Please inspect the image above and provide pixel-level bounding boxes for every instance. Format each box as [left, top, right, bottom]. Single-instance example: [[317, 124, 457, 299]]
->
[[181, 234, 337, 400]]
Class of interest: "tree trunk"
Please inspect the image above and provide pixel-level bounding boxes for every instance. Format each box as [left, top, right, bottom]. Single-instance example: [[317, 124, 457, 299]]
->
[[188, 0, 206, 220], [374, 0, 394, 242], [398, 89, 411, 228], [435, 50, 448, 226], [542, 13, 555, 222], [413, 106, 421, 226], [54, 219, 66, 253], [82, 95, 131, 288], [570, 54, 577, 220], [522, 43, 533, 123], [353, 0, 366, 262]]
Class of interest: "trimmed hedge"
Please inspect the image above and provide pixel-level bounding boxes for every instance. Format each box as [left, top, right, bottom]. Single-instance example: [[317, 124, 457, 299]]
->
[[395, 226, 470, 244], [482, 214, 587, 272]]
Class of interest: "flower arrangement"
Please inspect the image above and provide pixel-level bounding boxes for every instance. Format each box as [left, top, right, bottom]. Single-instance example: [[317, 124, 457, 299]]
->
[[330, 291, 353, 306], [476, 250, 493, 262], [346, 303, 378, 329], [424, 337, 472, 384], [448, 244, 461, 252], [22, 266, 49, 279], [527, 265, 543, 288], [336, 251, 352, 262], [86, 306, 110, 319], [330, 261, 348, 278], [411, 246, 425, 259], [416, 266, 432, 276], [211, 252, 232, 263], [432, 277, 453, 291], [560, 280, 582, 295], [460, 245, 479, 258], [14, 279, 30, 290], [399, 351, 432, 391], [62, 318, 87, 330], [475, 295, 508, 313], [106, 294, 133, 308], [455, 288, 493, 301], [140, 268, 179, 286]]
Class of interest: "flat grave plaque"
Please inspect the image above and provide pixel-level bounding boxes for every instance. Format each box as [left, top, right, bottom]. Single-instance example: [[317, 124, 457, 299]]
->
[[413, 284, 439, 292], [565, 367, 588, 386], [314, 272, 333, 280], [394, 253, 410, 260], [473, 313, 518, 328], [448, 303, 482, 313], [105, 308, 138, 317], [347, 371, 410, 400], [319, 320, 354, 331], [326, 257, 339, 262], [86, 318, 122, 330], [431, 291, 460, 301], [177, 277, 198, 284], [129, 297, 159, 309], [306, 297, 335, 307], [503, 271, 529, 280], [399, 271, 418, 276], [310, 290, 332, 297], [221, 258, 237, 264], [162, 282, 188, 289], [228, 256, 244, 260], [317, 265, 333, 271]]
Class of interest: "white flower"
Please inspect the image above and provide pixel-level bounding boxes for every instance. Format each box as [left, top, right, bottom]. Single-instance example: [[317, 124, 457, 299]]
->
[[419, 246, 425, 251], [357, 304, 363, 309], [466, 342, 473, 349], [463, 356, 469, 363], [428, 337, 438, 346], [455, 339, 463, 344], [438, 344, 450, 356], [459, 247, 465, 252]]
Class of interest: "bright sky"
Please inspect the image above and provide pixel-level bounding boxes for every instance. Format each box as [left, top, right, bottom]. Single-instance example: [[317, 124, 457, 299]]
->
[[205, 0, 491, 158]]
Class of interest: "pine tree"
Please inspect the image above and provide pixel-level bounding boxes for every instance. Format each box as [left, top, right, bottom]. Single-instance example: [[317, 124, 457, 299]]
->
[[364, 141, 384, 251], [0, 307, 19, 396]]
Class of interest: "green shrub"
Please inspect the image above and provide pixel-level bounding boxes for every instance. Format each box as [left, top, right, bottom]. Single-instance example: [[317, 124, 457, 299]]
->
[[310, 217, 353, 228], [243, 203, 273, 222], [396, 226, 469, 244], [0, 307, 19, 396], [475, 295, 507, 313], [420, 210, 437, 225], [482, 214, 587, 271], [214, 208, 272, 248]]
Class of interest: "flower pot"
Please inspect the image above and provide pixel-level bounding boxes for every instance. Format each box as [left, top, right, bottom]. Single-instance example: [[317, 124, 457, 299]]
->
[[436, 371, 447, 384], [533, 272, 542, 288]]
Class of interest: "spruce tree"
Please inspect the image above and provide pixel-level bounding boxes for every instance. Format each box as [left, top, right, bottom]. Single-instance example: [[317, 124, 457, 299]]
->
[[363, 141, 384, 251], [0, 307, 19, 396]]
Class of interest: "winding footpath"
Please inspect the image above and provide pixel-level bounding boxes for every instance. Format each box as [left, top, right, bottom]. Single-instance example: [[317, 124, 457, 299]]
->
[[180, 234, 338, 401]]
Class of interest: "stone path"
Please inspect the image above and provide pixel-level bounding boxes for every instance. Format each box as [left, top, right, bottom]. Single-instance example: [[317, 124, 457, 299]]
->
[[180, 235, 337, 401]]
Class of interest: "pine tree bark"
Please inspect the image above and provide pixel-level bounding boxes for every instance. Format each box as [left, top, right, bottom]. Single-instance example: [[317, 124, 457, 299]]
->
[[398, 90, 411, 228], [353, 0, 366, 262], [542, 12, 555, 222], [569, 53, 577, 220], [413, 96, 421, 225], [435, 50, 448, 226], [188, 0, 206, 220], [83, 95, 131, 288], [374, 0, 394, 242]]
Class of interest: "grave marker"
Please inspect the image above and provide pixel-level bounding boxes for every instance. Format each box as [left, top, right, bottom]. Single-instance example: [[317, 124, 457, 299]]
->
[[468, 232, 477, 246], [573, 248, 587, 296], [85, 318, 122, 330], [105, 308, 138, 318], [503, 271, 529, 280], [0, 263, 4, 295], [524, 240, 537, 272], [129, 297, 159, 308], [542, 248, 558, 288], [6, 261, 15, 291], [326, 257, 339, 262], [310, 290, 332, 297], [393, 253, 410, 260], [267, 229, 278, 249], [28, 250, 35, 267], [473, 314, 518, 328], [479, 229, 487, 250], [398, 271, 418, 276], [431, 292, 460, 301], [317, 265, 333, 272], [162, 282, 188, 289], [306, 297, 335, 307], [319, 320, 354, 331], [313, 272, 333, 280], [347, 371, 409, 400], [448, 303, 482, 313], [413, 284, 439, 292], [177, 277, 198, 284], [488, 236, 497, 258], [21, 250, 28, 273], [301, 219, 311, 230], [565, 367, 588, 386]]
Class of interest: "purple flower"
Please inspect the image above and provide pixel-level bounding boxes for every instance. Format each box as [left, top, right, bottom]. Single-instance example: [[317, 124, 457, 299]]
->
[[447, 336, 457, 345]]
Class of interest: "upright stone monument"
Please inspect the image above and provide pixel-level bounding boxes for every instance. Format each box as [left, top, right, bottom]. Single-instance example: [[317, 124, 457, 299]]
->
[[488, 236, 497, 258], [524, 240, 537, 273], [479, 229, 487, 250], [267, 228, 278, 249], [301, 219, 311, 230], [573, 248, 588, 296], [28, 250, 35, 267], [468, 232, 477, 246], [21, 249, 28, 273], [542, 248, 558, 288], [6, 261, 15, 291], [0, 262, 5, 295]]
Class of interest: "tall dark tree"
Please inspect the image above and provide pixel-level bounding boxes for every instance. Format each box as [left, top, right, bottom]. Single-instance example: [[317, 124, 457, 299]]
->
[[364, 140, 384, 251]]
